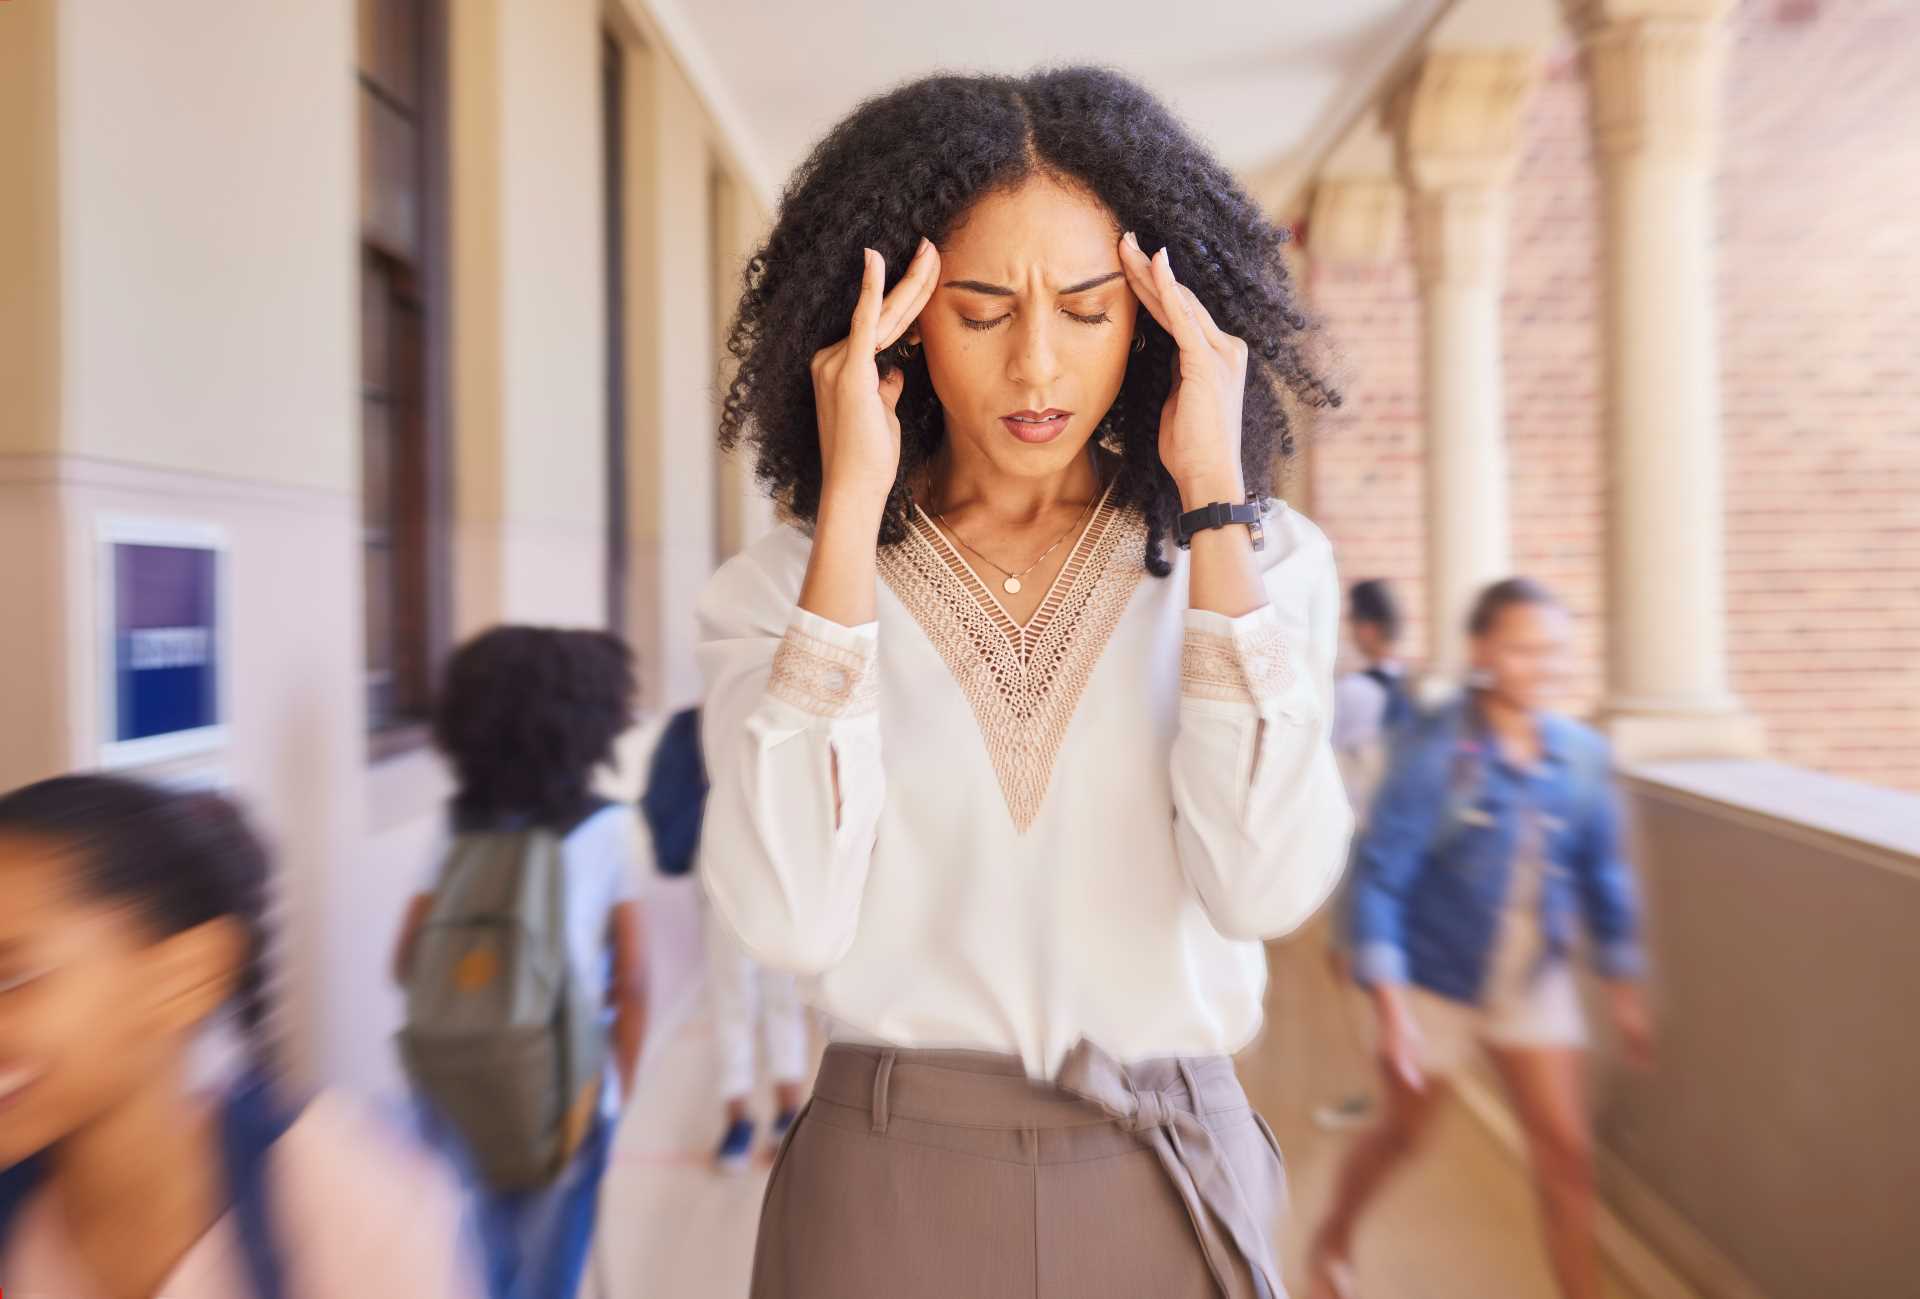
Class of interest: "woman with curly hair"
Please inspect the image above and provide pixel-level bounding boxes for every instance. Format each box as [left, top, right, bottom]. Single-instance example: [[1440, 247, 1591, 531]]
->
[[391, 627, 649, 1299], [699, 66, 1353, 1298]]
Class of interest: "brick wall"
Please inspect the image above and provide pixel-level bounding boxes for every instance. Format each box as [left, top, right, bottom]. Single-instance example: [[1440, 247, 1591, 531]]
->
[[1302, 0, 1920, 791], [1718, 0, 1920, 789]]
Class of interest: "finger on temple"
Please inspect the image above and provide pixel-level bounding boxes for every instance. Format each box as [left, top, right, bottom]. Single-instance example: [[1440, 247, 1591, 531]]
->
[[876, 244, 938, 348], [848, 248, 885, 352], [1119, 233, 1178, 336], [1150, 247, 1208, 353]]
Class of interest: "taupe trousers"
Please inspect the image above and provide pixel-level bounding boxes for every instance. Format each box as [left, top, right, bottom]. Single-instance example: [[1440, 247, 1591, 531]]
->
[[750, 1040, 1290, 1299]]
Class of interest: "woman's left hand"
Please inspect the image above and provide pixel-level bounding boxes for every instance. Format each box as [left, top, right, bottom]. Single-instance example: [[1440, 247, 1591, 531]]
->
[[1118, 230, 1248, 507]]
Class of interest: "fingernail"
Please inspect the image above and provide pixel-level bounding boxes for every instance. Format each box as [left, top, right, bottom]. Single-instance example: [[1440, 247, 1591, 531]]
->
[[863, 247, 877, 265], [918, 236, 933, 256], [1124, 230, 1138, 250]]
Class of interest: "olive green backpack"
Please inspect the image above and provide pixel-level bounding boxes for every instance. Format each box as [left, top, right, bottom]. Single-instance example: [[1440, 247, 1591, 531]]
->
[[398, 809, 607, 1191]]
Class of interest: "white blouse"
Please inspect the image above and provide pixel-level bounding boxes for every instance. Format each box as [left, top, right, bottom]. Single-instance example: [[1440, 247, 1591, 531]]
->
[[695, 485, 1354, 1078]]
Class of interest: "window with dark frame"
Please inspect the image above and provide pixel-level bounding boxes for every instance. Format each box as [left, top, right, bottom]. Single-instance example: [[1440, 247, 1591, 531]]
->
[[358, 0, 449, 753], [603, 29, 630, 639]]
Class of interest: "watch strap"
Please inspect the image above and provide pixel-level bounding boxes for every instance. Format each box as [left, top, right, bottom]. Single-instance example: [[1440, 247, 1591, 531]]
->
[[1176, 496, 1267, 551]]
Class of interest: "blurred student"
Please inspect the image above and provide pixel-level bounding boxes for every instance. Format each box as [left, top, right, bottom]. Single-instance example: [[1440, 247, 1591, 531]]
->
[[394, 627, 649, 1299], [1331, 578, 1414, 809], [639, 706, 808, 1174], [1308, 578, 1654, 1299], [1314, 578, 1414, 1131], [0, 775, 476, 1298]]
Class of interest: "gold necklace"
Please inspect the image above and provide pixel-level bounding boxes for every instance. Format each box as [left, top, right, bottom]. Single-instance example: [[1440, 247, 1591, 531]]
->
[[931, 473, 1103, 596]]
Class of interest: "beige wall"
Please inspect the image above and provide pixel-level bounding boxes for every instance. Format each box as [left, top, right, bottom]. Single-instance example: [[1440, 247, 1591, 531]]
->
[[450, 0, 508, 642], [450, 0, 610, 636], [0, 0, 767, 1097], [711, 166, 778, 560], [57, 0, 359, 492], [623, 44, 721, 712], [0, 0, 61, 461], [496, 0, 609, 627], [0, 0, 364, 1088]]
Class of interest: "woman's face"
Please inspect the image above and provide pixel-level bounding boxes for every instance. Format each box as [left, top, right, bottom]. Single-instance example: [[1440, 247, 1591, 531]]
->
[[0, 835, 239, 1164], [913, 174, 1140, 482], [1472, 601, 1571, 714]]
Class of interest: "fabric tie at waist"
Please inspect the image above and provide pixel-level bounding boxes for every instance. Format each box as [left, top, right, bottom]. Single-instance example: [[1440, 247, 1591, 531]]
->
[[1056, 1038, 1286, 1299]]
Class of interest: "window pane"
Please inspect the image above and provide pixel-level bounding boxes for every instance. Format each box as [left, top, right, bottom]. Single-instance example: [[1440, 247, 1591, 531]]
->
[[360, 257, 392, 394], [363, 395, 393, 537], [359, 91, 419, 260], [359, 0, 421, 110], [358, 0, 442, 746], [364, 541, 394, 695]]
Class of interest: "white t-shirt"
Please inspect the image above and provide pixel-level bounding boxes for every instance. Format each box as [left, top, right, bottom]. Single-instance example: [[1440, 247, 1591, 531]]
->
[[420, 803, 650, 1118], [1332, 664, 1404, 823]]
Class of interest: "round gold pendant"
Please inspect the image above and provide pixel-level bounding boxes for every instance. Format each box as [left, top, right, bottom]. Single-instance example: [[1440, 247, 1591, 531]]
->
[[1003, 576, 1023, 595]]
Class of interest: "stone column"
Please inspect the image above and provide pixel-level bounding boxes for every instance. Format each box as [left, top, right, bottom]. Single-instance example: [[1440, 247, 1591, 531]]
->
[[1581, 0, 1763, 758], [1299, 114, 1407, 525], [710, 166, 777, 559], [1402, 50, 1538, 687]]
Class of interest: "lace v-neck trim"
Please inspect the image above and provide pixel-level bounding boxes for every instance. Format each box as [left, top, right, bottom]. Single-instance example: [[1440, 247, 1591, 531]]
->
[[880, 486, 1146, 833], [911, 477, 1116, 654]]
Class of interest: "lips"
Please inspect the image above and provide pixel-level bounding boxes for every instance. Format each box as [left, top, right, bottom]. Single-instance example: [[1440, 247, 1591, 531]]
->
[[1001, 409, 1073, 445]]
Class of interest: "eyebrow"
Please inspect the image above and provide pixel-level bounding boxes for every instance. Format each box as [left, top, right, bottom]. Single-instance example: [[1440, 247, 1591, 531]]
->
[[942, 270, 1125, 298]]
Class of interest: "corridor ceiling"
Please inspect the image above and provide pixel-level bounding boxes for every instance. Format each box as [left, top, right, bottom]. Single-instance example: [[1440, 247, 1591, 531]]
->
[[653, 0, 1447, 210]]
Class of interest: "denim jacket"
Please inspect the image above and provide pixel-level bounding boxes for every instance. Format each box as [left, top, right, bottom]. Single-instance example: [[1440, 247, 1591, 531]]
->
[[1346, 696, 1644, 1004]]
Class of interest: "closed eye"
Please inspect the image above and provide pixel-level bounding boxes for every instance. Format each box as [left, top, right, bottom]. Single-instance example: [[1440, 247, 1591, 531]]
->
[[960, 309, 1114, 331]]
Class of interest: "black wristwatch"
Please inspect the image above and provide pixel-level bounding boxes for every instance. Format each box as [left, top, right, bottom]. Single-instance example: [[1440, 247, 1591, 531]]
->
[[1176, 496, 1267, 551]]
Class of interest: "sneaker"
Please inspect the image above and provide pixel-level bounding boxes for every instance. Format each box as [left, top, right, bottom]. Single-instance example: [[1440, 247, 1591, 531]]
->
[[769, 1107, 800, 1148], [713, 1118, 756, 1174], [1312, 1094, 1375, 1132]]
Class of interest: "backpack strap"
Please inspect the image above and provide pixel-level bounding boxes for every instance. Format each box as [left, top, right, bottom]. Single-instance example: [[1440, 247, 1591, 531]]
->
[[1363, 666, 1415, 733], [220, 1070, 305, 1299], [0, 1077, 301, 1299], [0, 1152, 50, 1260]]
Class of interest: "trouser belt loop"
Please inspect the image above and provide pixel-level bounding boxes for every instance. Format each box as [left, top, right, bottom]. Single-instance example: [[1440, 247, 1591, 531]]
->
[[871, 1049, 897, 1135]]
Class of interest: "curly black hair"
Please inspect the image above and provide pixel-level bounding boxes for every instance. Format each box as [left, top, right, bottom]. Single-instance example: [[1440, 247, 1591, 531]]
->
[[720, 65, 1338, 576], [433, 627, 637, 828]]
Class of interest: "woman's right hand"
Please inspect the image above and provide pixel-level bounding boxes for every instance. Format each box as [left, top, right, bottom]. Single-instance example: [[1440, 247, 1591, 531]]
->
[[809, 239, 940, 511]]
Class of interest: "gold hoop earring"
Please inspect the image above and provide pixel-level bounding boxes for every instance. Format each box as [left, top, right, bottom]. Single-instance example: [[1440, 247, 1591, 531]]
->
[[1131, 329, 1147, 354]]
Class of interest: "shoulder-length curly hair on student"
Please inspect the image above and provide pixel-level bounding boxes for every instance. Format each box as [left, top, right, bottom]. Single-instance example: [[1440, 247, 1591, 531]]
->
[[432, 627, 636, 827], [719, 65, 1339, 576]]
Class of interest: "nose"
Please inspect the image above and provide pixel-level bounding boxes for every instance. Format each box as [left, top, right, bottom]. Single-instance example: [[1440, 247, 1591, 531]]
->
[[1005, 309, 1064, 392]]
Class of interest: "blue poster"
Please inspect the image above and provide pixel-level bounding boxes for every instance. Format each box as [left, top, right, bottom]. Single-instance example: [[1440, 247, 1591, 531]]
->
[[112, 542, 220, 744]]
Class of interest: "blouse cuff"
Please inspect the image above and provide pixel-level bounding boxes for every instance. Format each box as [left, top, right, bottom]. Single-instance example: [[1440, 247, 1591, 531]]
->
[[1595, 939, 1646, 982], [1352, 941, 1409, 988], [1180, 603, 1308, 720], [767, 610, 879, 720]]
